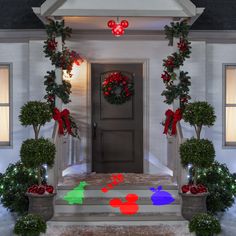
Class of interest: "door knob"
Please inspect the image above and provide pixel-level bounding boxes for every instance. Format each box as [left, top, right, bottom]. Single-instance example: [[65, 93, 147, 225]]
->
[[93, 121, 97, 139]]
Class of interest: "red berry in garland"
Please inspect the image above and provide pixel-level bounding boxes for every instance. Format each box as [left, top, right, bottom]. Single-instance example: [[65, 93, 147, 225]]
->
[[161, 71, 171, 83], [178, 39, 188, 52], [47, 39, 57, 51], [165, 56, 175, 68]]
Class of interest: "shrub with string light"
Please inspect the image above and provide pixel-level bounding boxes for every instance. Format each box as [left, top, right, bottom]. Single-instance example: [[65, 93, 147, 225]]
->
[[14, 213, 47, 236], [0, 161, 45, 215], [197, 161, 236, 214]]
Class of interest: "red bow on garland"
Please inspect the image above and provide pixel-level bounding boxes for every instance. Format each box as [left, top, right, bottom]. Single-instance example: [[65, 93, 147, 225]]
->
[[53, 108, 72, 135], [163, 108, 182, 135]]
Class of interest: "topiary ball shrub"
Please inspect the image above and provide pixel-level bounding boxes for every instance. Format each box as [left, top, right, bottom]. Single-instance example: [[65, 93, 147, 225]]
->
[[19, 101, 52, 139], [19, 101, 52, 127], [20, 138, 55, 185], [0, 161, 45, 215], [189, 213, 221, 236], [198, 161, 236, 214], [183, 101, 216, 139], [180, 138, 215, 169], [20, 138, 56, 169], [14, 214, 47, 236]]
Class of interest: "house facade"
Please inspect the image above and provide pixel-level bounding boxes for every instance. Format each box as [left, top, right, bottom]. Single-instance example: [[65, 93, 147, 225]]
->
[[0, 0, 236, 184]]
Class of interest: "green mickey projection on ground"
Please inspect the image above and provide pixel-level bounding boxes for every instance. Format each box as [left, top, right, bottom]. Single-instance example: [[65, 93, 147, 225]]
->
[[63, 181, 88, 204]]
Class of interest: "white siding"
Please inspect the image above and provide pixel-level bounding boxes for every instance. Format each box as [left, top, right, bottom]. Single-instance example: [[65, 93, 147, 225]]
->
[[206, 44, 236, 173], [0, 43, 29, 173]]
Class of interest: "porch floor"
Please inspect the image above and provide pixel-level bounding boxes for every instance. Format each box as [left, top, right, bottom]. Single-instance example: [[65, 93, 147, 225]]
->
[[59, 173, 174, 186], [45, 224, 191, 236]]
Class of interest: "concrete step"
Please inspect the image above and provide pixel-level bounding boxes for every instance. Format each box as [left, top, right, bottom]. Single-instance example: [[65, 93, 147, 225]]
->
[[50, 212, 186, 225], [55, 197, 181, 205], [56, 185, 179, 199], [54, 203, 181, 214], [57, 184, 178, 191]]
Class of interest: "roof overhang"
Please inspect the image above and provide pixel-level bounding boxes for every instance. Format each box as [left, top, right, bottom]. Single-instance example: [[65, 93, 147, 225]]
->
[[34, 0, 203, 17], [33, 0, 204, 31]]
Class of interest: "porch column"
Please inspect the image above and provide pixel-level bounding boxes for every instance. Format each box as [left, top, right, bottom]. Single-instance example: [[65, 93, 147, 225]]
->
[[48, 20, 64, 187], [171, 36, 188, 187]]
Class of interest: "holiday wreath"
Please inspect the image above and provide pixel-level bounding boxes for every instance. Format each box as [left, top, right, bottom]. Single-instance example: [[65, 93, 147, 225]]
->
[[102, 72, 134, 105]]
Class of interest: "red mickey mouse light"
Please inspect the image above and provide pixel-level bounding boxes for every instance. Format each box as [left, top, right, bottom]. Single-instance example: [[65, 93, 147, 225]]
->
[[107, 19, 129, 37]]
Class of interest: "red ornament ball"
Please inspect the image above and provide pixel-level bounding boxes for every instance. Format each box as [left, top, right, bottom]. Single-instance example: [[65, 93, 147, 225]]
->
[[181, 184, 190, 194], [112, 24, 125, 37], [46, 185, 54, 194], [190, 186, 198, 194], [121, 20, 129, 28], [37, 186, 45, 195], [107, 20, 116, 28]]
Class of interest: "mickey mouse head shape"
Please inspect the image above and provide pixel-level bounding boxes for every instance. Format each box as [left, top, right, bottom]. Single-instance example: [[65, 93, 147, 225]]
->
[[107, 20, 129, 37], [109, 193, 139, 215]]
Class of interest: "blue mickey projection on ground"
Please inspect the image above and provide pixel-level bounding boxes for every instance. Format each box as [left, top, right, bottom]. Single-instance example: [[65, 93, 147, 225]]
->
[[63, 181, 88, 205], [150, 186, 175, 206]]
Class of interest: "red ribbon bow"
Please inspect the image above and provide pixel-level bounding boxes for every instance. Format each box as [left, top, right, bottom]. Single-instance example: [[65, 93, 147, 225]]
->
[[53, 108, 72, 135], [163, 108, 182, 136]]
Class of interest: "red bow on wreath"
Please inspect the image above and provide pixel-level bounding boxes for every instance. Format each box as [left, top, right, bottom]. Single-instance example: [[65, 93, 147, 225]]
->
[[53, 108, 72, 135], [163, 108, 182, 136]]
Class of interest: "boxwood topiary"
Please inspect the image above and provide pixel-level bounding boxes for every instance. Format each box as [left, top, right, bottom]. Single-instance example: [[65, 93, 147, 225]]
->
[[20, 138, 56, 185], [183, 101, 216, 139], [0, 161, 45, 215], [180, 138, 215, 185], [19, 101, 52, 139], [198, 161, 236, 214], [189, 213, 221, 236], [14, 214, 47, 236]]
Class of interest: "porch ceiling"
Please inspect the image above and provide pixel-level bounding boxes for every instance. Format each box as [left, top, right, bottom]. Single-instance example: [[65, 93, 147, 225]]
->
[[33, 0, 204, 31], [63, 16, 178, 31]]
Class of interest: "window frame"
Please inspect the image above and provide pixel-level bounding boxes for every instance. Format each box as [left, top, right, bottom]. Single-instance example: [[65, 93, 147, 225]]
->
[[0, 63, 13, 148], [223, 63, 236, 148]]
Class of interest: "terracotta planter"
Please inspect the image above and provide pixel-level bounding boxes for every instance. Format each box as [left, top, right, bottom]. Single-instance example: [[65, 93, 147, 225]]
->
[[26, 192, 56, 221], [180, 192, 209, 221]]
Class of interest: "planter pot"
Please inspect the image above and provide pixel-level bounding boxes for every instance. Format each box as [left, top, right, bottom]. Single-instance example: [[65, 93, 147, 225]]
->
[[180, 192, 209, 221], [26, 192, 56, 221]]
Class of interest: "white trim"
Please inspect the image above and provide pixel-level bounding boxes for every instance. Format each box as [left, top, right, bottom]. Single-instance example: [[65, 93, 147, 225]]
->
[[40, 0, 66, 17], [37, 0, 200, 18], [2, 29, 236, 44], [176, 0, 196, 16], [87, 59, 149, 173]]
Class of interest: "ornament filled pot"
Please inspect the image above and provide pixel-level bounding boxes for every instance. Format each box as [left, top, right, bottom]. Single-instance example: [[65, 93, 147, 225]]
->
[[26, 192, 56, 221], [180, 192, 209, 221]]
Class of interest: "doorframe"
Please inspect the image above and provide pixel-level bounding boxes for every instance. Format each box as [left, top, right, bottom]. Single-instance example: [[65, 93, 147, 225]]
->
[[87, 59, 149, 173]]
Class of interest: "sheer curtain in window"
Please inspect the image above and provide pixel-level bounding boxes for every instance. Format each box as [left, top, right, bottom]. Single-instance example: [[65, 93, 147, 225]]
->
[[226, 67, 236, 143], [0, 66, 10, 143]]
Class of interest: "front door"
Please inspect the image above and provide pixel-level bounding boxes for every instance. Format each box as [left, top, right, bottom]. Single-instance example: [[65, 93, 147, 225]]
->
[[91, 63, 143, 173]]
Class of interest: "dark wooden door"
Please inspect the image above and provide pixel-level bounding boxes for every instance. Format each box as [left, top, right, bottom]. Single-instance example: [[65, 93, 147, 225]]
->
[[91, 63, 143, 173]]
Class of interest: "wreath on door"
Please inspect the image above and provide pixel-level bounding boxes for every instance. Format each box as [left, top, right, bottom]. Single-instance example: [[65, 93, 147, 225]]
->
[[102, 72, 134, 105]]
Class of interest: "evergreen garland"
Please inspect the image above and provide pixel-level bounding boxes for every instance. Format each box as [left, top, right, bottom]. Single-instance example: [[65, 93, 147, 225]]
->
[[164, 20, 190, 46], [43, 19, 82, 138], [161, 71, 191, 107], [161, 20, 192, 110], [44, 70, 72, 106]]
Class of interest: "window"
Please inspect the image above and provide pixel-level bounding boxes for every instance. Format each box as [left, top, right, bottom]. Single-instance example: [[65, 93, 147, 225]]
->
[[0, 64, 11, 146], [224, 64, 236, 146]]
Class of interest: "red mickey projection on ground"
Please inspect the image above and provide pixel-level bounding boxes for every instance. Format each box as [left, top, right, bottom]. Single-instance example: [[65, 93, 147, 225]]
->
[[101, 173, 124, 193], [100, 174, 139, 215], [109, 193, 139, 215]]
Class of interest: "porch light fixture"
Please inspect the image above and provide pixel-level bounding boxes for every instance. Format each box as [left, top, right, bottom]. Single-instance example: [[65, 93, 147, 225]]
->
[[107, 18, 129, 37]]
